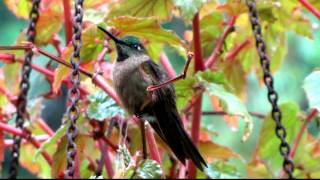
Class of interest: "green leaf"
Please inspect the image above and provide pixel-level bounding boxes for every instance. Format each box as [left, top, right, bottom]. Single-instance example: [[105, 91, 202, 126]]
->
[[53, 24, 104, 91], [303, 71, 320, 111], [105, 16, 186, 49], [144, 43, 163, 62], [34, 122, 68, 161], [108, 0, 174, 21], [84, 9, 106, 24], [199, 141, 241, 163], [87, 90, 125, 121], [173, 0, 205, 20], [3, 63, 20, 94], [3, 0, 31, 19], [114, 144, 135, 178], [174, 76, 196, 110], [257, 102, 304, 176], [34, 115, 86, 161], [20, 143, 51, 178], [197, 71, 253, 141], [206, 161, 241, 179], [133, 159, 163, 179], [51, 134, 94, 178], [16, 8, 63, 45], [84, 0, 113, 8], [200, 12, 224, 58], [34, 8, 62, 45]]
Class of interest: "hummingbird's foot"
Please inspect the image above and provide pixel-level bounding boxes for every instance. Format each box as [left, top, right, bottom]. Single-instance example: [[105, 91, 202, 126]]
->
[[147, 85, 160, 92]]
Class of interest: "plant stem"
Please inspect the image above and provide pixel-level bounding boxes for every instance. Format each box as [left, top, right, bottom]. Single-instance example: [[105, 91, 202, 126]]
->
[[36, 118, 54, 136], [145, 124, 162, 164], [188, 96, 202, 179], [188, 13, 205, 179], [0, 122, 25, 137], [278, 108, 318, 178], [290, 109, 318, 158], [0, 122, 53, 165], [299, 0, 320, 19], [205, 16, 236, 68], [5, 135, 49, 147], [0, 45, 122, 106], [62, 0, 72, 44], [97, 139, 114, 178], [0, 53, 15, 63], [225, 39, 251, 60], [101, 136, 118, 152], [192, 13, 205, 71]]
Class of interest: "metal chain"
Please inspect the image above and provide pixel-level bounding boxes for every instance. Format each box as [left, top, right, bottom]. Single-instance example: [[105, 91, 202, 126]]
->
[[246, 0, 295, 178], [64, 0, 84, 178], [8, 0, 41, 178]]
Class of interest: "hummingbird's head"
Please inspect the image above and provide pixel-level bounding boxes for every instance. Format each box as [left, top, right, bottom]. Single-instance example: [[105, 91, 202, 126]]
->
[[98, 26, 146, 61]]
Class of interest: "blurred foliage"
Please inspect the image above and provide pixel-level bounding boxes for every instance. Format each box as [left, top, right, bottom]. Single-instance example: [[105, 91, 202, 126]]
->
[[0, 0, 320, 179]]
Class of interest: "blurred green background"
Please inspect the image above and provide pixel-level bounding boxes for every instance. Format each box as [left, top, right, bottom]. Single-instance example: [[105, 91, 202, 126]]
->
[[0, 0, 319, 178]]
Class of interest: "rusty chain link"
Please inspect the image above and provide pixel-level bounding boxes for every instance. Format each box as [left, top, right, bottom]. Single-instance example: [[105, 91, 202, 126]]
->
[[246, 0, 295, 178], [8, 0, 41, 178], [64, 0, 84, 178]]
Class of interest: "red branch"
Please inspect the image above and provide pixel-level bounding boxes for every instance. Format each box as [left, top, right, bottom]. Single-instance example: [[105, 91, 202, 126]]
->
[[192, 13, 205, 71], [98, 139, 114, 178], [92, 75, 122, 106], [146, 125, 162, 164], [0, 122, 25, 136], [225, 39, 251, 60], [29, 136, 53, 165], [290, 109, 318, 158], [278, 108, 318, 178], [160, 53, 176, 78], [36, 118, 54, 136], [188, 96, 202, 179], [205, 16, 236, 68], [62, 0, 72, 44], [299, 0, 320, 19], [0, 45, 122, 106], [0, 122, 53, 165], [188, 13, 205, 179], [0, 53, 15, 63], [5, 135, 49, 147], [101, 136, 118, 152]]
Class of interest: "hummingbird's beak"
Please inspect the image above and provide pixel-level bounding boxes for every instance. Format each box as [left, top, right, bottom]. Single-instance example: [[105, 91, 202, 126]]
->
[[98, 26, 126, 45]]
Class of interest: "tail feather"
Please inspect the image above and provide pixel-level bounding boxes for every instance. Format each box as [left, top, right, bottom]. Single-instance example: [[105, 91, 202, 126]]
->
[[150, 94, 207, 171]]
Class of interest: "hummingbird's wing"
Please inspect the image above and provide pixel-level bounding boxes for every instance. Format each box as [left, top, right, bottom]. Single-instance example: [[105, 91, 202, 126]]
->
[[139, 60, 169, 143], [139, 60, 207, 171]]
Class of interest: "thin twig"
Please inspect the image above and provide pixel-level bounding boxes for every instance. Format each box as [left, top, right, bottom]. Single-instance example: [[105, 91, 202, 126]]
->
[[205, 16, 236, 69], [290, 109, 318, 158], [202, 111, 266, 119]]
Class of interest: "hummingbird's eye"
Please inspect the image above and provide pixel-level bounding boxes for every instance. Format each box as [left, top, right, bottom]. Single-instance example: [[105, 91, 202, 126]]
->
[[133, 44, 142, 51]]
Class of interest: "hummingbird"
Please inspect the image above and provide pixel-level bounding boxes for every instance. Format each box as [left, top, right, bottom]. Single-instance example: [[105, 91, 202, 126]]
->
[[98, 26, 207, 171]]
